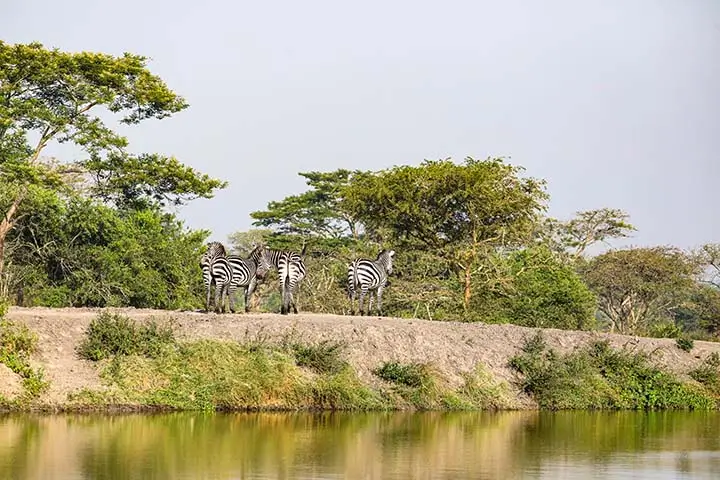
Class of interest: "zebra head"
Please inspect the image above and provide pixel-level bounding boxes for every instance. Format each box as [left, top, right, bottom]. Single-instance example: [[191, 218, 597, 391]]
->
[[377, 249, 395, 275], [249, 243, 272, 279], [201, 241, 227, 269]]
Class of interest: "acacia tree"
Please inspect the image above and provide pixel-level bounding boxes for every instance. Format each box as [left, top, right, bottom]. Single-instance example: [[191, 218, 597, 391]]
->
[[582, 246, 698, 334], [250, 169, 364, 241], [0, 41, 225, 282], [540, 208, 636, 260], [342, 157, 548, 310]]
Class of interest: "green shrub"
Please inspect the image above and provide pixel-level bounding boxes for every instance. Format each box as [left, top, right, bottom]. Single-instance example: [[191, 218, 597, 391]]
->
[[676, 336, 694, 352], [373, 361, 432, 388], [689, 352, 720, 394], [77, 312, 175, 361], [0, 318, 49, 400], [648, 322, 683, 339], [289, 340, 347, 374], [509, 332, 715, 410]]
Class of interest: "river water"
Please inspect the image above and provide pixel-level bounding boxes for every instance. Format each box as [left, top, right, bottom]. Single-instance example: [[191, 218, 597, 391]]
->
[[1, 411, 719, 479]]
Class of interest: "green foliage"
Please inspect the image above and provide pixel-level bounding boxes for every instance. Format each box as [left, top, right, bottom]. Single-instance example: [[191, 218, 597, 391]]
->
[[455, 365, 517, 410], [539, 208, 636, 260], [94, 339, 386, 411], [77, 312, 175, 361], [342, 157, 548, 310], [85, 152, 227, 209], [0, 40, 225, 305], [675, 336, 694, 352], [679, 285, 720, 338], [251, 169, 363, 241], [373, 362, 433, 388], [310, 366, 389, 410], [0, 318, 49, 400], [7, 192, 208, 309], [582, 247, 699, 335], [647, 322, 684, 339], [288, 339, 348, 374], [689, 353, 720, 394], [343, 158, 547, 251], [490, 246, 597, 329], [509, 332, 715, 410]]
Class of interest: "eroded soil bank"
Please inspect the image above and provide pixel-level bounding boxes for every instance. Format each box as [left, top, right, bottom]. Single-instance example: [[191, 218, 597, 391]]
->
[[3, 306, 720, 411]]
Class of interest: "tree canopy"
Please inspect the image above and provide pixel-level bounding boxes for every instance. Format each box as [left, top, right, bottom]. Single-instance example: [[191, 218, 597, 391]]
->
[[0, 41, 226, 283], [581, 246, 699, 334], [342, 157, 548, 309]]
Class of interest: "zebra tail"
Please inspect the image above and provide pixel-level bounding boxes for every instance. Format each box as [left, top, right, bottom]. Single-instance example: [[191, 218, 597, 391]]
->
[[352, 260, 359, 290], [282, 269, 292, 313]]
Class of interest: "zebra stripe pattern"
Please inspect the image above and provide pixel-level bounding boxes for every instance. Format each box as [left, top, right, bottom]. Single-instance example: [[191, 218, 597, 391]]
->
[[200, 241, 234, 313], [259, 245, 306, 315], [347, 249, 395, 316], [224, 244, 271, 313]]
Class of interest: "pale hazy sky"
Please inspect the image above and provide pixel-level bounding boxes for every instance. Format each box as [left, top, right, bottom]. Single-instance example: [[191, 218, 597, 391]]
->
[[2, 0, 718, 250]]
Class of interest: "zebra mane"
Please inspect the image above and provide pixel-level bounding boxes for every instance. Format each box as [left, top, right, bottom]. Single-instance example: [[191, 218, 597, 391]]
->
[[207, 241, 227, 256]]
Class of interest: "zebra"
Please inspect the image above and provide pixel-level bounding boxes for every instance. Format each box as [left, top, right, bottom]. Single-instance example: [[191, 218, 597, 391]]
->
[[200, 241, 234, 313], [347, 249, 395, 316], [258, 244, 307, 315], [224, 244, 272, 313]]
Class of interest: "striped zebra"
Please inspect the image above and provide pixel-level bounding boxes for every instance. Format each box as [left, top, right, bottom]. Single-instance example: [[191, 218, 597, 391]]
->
[[259, 244, 307, 315], [200, 241, 233, 313], [224, 244, 272, 313], [200, 242, 271, 314], [347, 249, 395, 316]]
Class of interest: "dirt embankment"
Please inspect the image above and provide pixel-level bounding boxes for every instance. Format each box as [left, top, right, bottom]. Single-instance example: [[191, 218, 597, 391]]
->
[[4, 306, 720, 409]]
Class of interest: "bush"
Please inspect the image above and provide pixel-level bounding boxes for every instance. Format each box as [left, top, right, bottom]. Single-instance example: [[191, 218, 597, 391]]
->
[[373, 361, 432, 388], [676, 336, 694, 352], [509, 332, 715, 410], [77, 312, 175, 361], [689, 353, 720, 394], [288, 340, 347, 374], [0, 318, 49, 400]]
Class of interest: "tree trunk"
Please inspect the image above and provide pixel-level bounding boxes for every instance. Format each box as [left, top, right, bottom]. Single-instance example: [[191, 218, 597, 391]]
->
[[0, 191, 25, 283], [463, 265, 472, 311], [0, 233, 5, 279]]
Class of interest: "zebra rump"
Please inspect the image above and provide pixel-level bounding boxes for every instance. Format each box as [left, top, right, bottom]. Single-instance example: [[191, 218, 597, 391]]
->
[[347, 249, 395, 316]]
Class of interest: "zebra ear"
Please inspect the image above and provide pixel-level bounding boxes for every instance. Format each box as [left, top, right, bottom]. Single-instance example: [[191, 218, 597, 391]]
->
[[389, 250, 395, 257]]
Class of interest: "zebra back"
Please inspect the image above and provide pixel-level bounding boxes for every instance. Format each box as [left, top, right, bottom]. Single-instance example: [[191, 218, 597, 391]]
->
[[348, 249, 395, 289]]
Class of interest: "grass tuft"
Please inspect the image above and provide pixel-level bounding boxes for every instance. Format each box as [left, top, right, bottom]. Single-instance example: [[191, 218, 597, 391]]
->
[[289, 339, 348, 374]]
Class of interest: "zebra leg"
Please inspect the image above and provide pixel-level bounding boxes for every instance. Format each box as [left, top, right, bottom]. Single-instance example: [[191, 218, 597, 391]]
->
[[348, 285, 356, 316], [376, 285, 385, 316], [214, 281, 224, 314], [290, 288, 298, 314], [245, 278, 257, 313], [228, 286, 237, 314], [280, 277, 288, 315], [359, 286, 369, 316], [205, 282, 213, 313]]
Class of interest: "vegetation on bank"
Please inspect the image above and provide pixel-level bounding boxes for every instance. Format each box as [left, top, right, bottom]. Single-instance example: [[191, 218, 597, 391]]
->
[[0, 313, 49, 408], [58, 313, 720, 412], [66, 313, 515, 412], [509, 332, 719, 410]]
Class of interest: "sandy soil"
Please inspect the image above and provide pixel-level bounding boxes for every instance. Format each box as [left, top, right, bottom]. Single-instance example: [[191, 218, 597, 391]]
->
[[4, 306, 720, 408]]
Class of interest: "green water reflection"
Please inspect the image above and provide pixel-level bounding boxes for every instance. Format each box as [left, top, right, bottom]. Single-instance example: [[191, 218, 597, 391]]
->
[[1, 411, 719, 479]]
